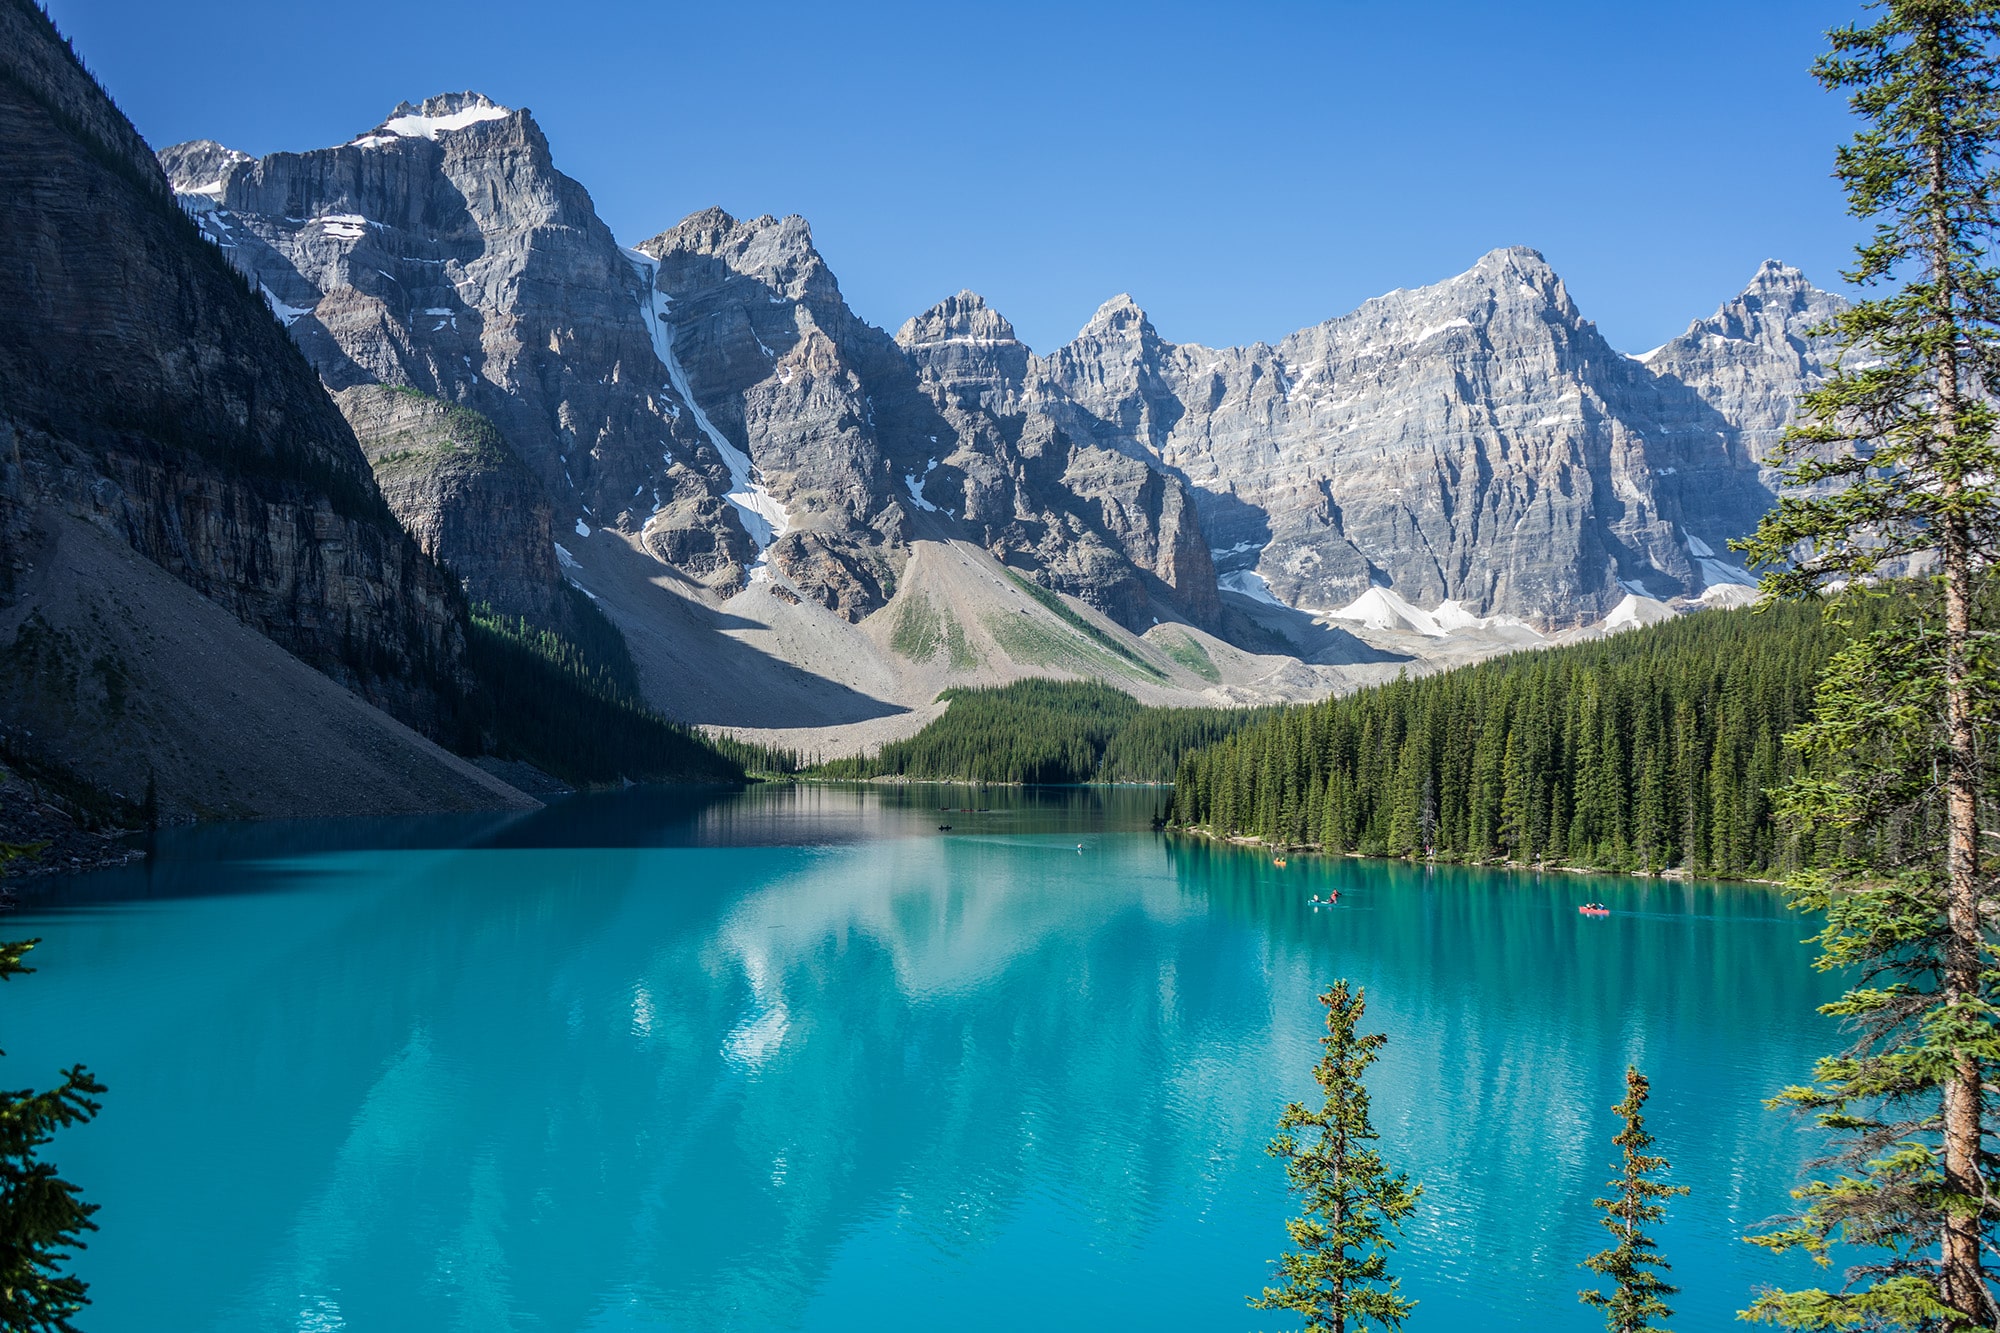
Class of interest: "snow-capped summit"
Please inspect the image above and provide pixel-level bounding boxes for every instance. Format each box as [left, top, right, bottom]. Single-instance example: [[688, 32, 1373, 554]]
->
[[155, 139, 249, 199], [359, 92, 514, 144]]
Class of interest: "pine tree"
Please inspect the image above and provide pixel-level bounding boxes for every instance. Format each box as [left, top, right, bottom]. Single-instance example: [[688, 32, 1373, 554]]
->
[[0, 938, 104, 1333], [1250, 981, 1420, 1333], [1742, 592, 2000, 1330], [1738, 3, 2000, 1326], [1579, 1067, 1688, 1332]]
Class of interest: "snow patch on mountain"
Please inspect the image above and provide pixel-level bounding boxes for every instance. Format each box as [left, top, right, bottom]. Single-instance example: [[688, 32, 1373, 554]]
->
[[319, 214, 370, 240], [624, 248, 791, 576], [1219, 569, 1286, 607], [1679, 531, 1759, 590], [1326, 586, 1540, 638], [1413, 317, 1473, 345], [1696, 558, 1759, 589], [903, 458, 940, 513], [1699, 583, 1762, 609], [1601, 593, 1676, 634], [381, 103, 511, 139], [258, 283, 311, 327]]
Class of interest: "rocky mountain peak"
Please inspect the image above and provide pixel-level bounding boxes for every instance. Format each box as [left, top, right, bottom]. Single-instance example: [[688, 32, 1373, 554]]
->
[[155, 92, 730, 620], [366, 91, 516, 141], [1461, 245, 1571, 314], [1724, 259, 1835, 333], [1748, 256, 1809, 288], [1666, 259, 1837, 347], [1080, 293, 1154, 340], [658, 205, 740, 249], [895, 290, 1020, 349], [645, 208, 840, 309], [1641, 260, 1846, 493], [1295, 245, 1577, 358], [156, 139, 250, 196], [1473, 243, 1555, 278]]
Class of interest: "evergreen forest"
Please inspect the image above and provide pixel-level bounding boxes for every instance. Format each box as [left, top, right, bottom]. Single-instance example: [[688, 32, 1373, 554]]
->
[[809, 679, 1273, 785], [461, 586, 754, 786], [1168, 597, 1893, 879]]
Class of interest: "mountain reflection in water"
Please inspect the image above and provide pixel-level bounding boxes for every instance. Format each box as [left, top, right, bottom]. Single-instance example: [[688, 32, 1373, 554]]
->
[[9, 784, 1834, 1332]]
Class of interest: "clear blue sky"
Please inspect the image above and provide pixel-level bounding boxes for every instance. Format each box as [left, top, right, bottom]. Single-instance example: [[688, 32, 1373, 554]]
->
[[45, 0, 1858, 355]]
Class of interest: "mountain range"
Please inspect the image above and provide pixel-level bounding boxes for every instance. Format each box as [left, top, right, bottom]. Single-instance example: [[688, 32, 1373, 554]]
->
[[0, 8, 1845, 830], [162, 92, 1842, 637]]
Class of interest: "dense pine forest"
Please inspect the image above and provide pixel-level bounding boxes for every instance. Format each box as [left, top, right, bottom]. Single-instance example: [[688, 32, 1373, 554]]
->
[[810, 680, 1273, 784], [463, 588, 753, 786], [1168, 599, 1877, 879]]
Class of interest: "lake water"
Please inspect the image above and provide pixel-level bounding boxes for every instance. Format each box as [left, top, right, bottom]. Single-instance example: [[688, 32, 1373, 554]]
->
[[7, 783, 1840, 1331]]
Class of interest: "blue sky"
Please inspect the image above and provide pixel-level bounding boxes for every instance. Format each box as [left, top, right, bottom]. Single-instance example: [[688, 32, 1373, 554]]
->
[[46, 0, 1858, 354]]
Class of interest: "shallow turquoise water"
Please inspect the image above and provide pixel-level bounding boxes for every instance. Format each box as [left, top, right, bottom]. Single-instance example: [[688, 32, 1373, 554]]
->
[[8, 784, 1839, 1331]]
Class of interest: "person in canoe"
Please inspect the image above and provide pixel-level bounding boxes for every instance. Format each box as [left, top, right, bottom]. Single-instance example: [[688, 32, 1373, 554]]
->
[[1579, 902, 1609, 916]]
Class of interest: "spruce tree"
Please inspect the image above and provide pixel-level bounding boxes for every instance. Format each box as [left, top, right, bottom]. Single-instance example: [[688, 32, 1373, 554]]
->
[[1742, 592, 2000, 1329], [1579, 1067, 1687, 1332], [1738, 2, 2000, 1326], [0, 938, 103, 1333], [1250, 981, 1420, 1333]]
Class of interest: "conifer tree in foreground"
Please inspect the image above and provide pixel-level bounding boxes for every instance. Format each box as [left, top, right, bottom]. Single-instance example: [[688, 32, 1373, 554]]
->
[[1738, 1, 2000, 1327], [1579, 1067, 1687, 1332], [1250, 981, 1420, 1333], [0, 937, 103, 1333]]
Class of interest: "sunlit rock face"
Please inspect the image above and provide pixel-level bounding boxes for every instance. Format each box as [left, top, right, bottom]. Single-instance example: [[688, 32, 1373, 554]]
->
[[1642, 258, 1847, 495], [159, 95, 757, 602], [162, 111, 1226, 631], [161, 89, 1840, 638], [893, 290, 1222, 632], [634, 216, 1227, 629], [333, 385, 570, 629], [1029, 249, 1837, 629]]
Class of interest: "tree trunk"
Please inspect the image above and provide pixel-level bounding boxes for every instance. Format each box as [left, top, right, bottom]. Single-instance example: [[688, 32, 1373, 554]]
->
[[1939, 487, 1986, 1326], [1925, 23, 1988, 1319]]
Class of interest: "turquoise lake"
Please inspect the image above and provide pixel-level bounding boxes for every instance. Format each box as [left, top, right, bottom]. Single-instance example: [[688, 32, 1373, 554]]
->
[[7, 783, 1841, 1331]]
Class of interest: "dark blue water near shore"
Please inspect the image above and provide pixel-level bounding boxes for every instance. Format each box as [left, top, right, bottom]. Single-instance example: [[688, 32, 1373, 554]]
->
[[8, 784, 1838, 1331]]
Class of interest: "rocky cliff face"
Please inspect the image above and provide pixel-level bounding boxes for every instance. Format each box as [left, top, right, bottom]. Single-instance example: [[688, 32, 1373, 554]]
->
[[333, 386, 569, 627], [893, 291, 1221, 630], [0, 0, 466, 718], [1028, 249, 1819, 627], [162, 111, 1225, 632], [634, 208, 918, 619], [159, 86, 1842, 644], [0, 0, 532, 817], [1642, 258, 1846, 491], [633, 209, 1233, 628], [158, 95, 748, 600]]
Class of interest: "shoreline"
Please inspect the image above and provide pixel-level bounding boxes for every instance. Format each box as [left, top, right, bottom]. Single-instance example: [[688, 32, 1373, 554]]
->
[[1166, 823, 1786, 887]]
